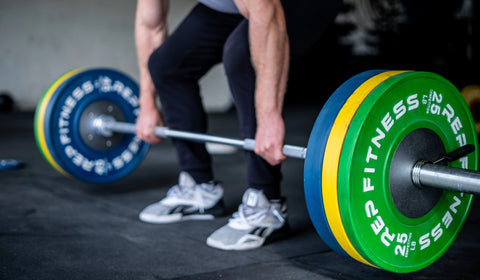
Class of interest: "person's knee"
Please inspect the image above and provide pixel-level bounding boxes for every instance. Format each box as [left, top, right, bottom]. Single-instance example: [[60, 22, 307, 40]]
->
[[148, 44, 179, 89], [222, 42, 249, 79]]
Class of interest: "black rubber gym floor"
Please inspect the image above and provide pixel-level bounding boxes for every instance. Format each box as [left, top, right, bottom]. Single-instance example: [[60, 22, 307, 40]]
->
[[1, 107, 479, 280]]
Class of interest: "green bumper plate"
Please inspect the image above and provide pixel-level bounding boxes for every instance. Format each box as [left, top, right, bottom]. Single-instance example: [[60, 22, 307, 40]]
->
[[338, 72, 478, 273]]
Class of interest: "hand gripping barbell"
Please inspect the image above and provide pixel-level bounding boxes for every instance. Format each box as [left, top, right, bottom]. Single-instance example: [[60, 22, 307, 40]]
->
[[35, 68, 479, 273]]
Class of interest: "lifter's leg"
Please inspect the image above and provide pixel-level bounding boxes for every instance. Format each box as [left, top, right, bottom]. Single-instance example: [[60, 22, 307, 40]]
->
[[148, 4, 242, 183], [222, 21, 283, 200]]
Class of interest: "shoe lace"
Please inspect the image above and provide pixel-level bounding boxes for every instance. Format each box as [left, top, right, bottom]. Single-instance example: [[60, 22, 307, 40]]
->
[[166, 184, 194, 199], [229, 204, 276, 229], [165, 183, 209, 213]]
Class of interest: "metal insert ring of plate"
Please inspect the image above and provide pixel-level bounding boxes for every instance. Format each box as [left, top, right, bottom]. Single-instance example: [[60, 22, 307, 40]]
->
[[78, 100, 125, 151]]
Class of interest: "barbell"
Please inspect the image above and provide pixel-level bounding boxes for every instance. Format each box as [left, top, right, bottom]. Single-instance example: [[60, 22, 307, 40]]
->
[[35, 68, 479, 273]]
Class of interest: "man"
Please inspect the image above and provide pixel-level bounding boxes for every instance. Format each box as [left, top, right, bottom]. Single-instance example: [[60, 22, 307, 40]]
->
[[135, 0, 341, 250]]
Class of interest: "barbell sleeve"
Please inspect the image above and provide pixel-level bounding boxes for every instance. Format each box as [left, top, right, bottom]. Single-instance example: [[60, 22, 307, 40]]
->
[[412, 160, 480, 194]]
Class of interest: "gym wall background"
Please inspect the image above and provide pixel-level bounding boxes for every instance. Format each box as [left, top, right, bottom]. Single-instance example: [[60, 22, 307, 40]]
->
[[0, 0, 232, 113], [1, 0, 476, 111]]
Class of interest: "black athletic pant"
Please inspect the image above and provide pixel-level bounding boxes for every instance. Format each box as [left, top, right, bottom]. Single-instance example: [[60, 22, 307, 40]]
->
[[148, 1, 342, 199]]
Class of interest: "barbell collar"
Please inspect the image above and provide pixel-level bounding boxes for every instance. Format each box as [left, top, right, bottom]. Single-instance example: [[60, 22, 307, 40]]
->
[[97, 117, 307, 159], [412, 160, 480, 195]]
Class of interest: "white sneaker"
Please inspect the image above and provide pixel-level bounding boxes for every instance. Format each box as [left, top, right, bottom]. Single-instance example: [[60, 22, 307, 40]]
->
[[139, 172, 225, 223], [206, 188, 289, 250]]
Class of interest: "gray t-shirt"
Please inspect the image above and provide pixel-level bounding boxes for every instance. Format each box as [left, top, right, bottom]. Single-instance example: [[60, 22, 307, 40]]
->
[[198, 0, 240, 14]]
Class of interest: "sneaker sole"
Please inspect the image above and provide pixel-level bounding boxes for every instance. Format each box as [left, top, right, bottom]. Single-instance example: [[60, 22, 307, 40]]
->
[[206, 222, 292, 250], [206, 236, 265, 251], [139, 213, 215, 224]]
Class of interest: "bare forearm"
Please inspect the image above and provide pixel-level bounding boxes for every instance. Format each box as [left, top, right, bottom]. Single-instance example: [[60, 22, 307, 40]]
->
[[235, 0, 289, 165], [235, 0, 289, 121], [253, 30, 289, 124], [135, 0, 169, 108]]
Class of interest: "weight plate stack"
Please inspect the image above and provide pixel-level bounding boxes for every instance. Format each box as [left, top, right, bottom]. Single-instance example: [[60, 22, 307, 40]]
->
[[338, 71, 478, 273], [35, 68, 85, 176], [322, 71, 407, 266], [35, 68, 149, 184], [304, 70, 387, 259]]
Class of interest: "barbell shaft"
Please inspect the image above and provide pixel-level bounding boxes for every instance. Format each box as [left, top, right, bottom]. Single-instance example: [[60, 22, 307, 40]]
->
[[99, 118, 307, 159], [98, 117, 480, 194]]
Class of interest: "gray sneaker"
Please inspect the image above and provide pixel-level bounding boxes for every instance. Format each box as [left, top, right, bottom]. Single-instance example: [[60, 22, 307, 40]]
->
[[206, 188, 288, 250], [139, 172, 225, 223]]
